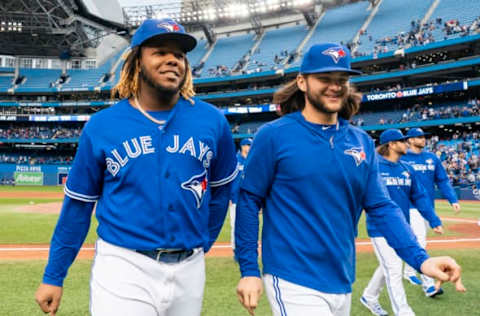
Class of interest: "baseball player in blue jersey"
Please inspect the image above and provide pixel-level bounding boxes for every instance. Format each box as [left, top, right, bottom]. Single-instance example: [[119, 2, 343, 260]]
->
[[361, 129, 444, 316], [230, 138, 253, 259], [402, 127, 460, 296], [35, 18, 237, 316], [234, 43, 465, 316]]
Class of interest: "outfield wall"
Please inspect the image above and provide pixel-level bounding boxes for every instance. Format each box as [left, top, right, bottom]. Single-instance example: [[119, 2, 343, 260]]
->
[[0, 164, 71, 186], [0, 163, 478, 200]]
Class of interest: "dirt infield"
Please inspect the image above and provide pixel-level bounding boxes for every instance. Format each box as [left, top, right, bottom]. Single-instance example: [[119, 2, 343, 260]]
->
[[0, 191, 64, 199], [2, 195, 479, 260]]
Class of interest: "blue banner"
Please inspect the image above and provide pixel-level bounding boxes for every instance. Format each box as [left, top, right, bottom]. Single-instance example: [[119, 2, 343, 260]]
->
[[362, 81, 467, 102]]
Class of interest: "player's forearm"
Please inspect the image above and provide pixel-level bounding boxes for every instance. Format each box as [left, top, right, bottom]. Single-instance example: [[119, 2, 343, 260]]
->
[[367, 199, 429, 270], [414, 196, 442, 228], [437, 180, 458, 204], [43, 196, 94, 286], [235, 189, 261, 277], [205, 183, 232, 252]]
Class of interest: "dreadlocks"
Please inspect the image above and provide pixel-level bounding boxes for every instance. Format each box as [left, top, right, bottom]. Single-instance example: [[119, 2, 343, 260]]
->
[[111, 47, 195, 104]]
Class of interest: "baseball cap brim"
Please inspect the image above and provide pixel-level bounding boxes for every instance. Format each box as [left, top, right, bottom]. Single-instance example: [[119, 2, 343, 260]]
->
[[140, 32, 197, 52], [301, 66, 362, 75], [380, 135, 410, 145]]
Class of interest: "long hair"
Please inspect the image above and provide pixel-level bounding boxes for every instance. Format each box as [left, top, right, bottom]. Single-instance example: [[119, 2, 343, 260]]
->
[[111, 47, 195, 104], [273, 75, 362, 120], [376, 143, 390, 156]]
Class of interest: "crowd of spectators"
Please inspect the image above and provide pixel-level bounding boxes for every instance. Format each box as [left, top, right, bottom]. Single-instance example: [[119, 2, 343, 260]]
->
[[0, 125, 82, 139], [355, 16, 480, 57], [427, 132, 480, 188], [0, 153, 73, 165], [352, 100, 480, 126]]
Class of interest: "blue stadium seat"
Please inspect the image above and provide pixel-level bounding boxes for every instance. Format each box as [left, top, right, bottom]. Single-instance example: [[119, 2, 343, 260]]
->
[[201, 33, 255, 77], [187, 39, 208, 67], [249, 24, 309, 71], [356, 0, 434, 54], [429, 0, 479, 41]]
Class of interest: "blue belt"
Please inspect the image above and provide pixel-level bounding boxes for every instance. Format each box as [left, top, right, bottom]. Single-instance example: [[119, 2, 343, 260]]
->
[[135, 249, 194, 263]]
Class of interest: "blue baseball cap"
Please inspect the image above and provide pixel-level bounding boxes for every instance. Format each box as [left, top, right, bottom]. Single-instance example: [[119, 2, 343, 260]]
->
[[406, 127, 430, 138], [131, 18, 197, 52], [240, 138, 253, 146], [300, 43, 361, 75], [379, 129, 409, 145]]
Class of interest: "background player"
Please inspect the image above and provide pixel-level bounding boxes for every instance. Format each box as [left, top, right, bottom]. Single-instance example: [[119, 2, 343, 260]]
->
[[35, 18, 237, 316], [361, 129, 443, 316], [229, 137, 253, 260], [234, 43, 465, 316], [402, 128, 460, 296]]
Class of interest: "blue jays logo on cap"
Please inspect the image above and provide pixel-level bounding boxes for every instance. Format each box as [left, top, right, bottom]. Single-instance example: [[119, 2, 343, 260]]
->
[[181, 170, 208, 209], [157, 21, 181, 32], [300, 43, 361, 75], [344, 147, 366, 166], [322, 47, 347, 64], [131, 18, 197, 52]]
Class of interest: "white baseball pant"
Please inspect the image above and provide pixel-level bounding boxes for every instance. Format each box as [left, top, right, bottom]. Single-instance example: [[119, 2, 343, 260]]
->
[[263, 274, 351, 316], [90, 238, 205, 316], [363, 237, 415, 316], [403, 208, 435, 289], [229, 202, 236, 251]]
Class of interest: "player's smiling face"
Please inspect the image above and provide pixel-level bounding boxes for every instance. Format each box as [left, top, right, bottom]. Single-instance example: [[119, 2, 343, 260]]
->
[[140, 39, 186, 93], [299, 72, 349, 114]]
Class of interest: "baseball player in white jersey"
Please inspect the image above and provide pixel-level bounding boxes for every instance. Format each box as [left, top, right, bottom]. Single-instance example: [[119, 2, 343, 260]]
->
[[35, 18, 237, 316], [234, 43, 465, 316], [402, 128, 460, 297], [361, 129, 443, 316]]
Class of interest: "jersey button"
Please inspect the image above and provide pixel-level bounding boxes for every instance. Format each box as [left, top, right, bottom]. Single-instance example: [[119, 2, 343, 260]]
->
[[170, 235, 175, 242], [168, 204, 174, 211], [165, 171, 170, 178]]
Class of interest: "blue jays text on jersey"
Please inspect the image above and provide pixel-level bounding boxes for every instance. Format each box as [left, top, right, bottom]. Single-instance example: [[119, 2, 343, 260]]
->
[[43, 97, 237, 286], [402, 150, 458, 207], [235, 111, 428, 294], [366, 155, 441, 238]]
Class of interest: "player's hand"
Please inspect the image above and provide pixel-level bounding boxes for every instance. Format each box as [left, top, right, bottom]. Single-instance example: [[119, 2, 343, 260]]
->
[[452, 203, 461, 214], [433, 226, 444, 234], [237, 276, 263, 315], [35, 283, 63, 316], [420, 256, 466, 293]]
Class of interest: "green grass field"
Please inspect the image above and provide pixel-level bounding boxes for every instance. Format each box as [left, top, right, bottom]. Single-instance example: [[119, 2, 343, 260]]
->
[[0, 186, 479, 315], [0, 250, 478, 315]]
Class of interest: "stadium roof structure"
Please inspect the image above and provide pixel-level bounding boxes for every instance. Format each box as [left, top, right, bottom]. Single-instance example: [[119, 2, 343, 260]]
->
[[122, 0, 369, 28], [0, 0, 128, 57]]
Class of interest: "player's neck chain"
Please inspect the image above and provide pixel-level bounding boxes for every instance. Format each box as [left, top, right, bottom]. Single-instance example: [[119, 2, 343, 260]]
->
[[133, 97, 167, 125]]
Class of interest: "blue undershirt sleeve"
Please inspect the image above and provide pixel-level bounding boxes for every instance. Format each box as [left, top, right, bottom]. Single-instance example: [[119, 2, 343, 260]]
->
[[235, 189, 262, 278], [410, 167, 442, 228], [434, 156, 458, 204], [42, 196, 95, 286], [205, 182, 232, 252], [363, 151, 429, 272]]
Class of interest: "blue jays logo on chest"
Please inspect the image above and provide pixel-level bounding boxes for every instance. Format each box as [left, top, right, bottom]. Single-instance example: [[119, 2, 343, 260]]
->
[[344, 147, 366, 166], [181, 170, 208, 208]]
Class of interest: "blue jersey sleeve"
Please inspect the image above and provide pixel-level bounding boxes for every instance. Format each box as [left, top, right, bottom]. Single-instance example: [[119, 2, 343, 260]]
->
[[43, 196, 94, 286], [408, 164, 442, 228], [205, 181, 232, 252], [209, 117, 238, 187], [363, 144, 429, 271], [235, 189, 262, 278], [236, 126, 276, 277], [433, 155, 458, 204], [239, 125, 276, 197], [64, 122, 104, 202]]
